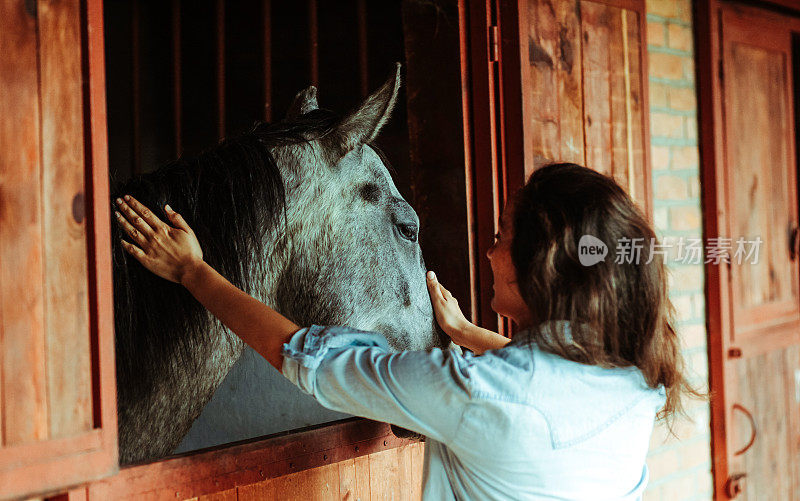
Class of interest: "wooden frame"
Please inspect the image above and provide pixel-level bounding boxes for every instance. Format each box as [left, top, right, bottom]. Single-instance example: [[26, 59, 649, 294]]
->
[[696, 1, 800, 498], [0, 0, 118, 498], [82, 418, 415, 499], [47, 1, 465, 498]]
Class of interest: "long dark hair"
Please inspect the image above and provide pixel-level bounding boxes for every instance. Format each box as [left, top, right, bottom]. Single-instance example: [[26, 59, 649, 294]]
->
[[510, 163, 705, 430]]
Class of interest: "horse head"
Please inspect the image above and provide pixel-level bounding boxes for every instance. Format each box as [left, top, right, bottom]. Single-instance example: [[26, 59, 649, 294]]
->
[[269, 64, 448, 350]]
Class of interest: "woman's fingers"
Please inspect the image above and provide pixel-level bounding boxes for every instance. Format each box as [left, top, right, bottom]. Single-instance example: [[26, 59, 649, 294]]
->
[[115, 211, 147, 246], [120, 239, 147, 262], [165, 205, 194, 234], [426, 271, 446, 302], [123, 195, 167, 231], [116, 197, 155, 237]]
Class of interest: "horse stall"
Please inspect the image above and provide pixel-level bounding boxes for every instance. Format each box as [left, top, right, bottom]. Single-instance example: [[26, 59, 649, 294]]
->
[[0, 0, 655, 498], [7, 0, 798, 499]]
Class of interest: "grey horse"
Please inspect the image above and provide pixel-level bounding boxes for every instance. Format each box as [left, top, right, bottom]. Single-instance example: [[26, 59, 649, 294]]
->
[[112, 65, 447, 465]]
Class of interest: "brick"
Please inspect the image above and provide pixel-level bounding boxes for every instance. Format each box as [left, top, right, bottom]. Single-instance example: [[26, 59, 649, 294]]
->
[[669, 206, 701, 231], [692, 292, 705, 318], [680, 438, 711, 470], [672, 295, 693, 322], [686, 351, 709, 386], [662, 410, 708, 442], [690, 469, 715, 498], [650, 52, 685, 80], [647, 0, 676, 19], [650, 82, 669, 108], [655, 174, 688, 200], [654, 207, 669, 231], [688, 177, 700, 198], [668, 86, 697, 111], [677, 323, 707, 350], [652, 145, 671, 170], [675, 0, 693, 23], [648, 447, 682, 480], [667, 23, 693, 52], [660, 471, 701, 500], [685, 117, 698, 139], [648, 21, 666, 47], [661, 235, 684, 262], [684, 58, 696, 83], [671, 146, 699, 169], [649, 419, 677, 445], [668, 263, 703, 290], [642, 484, 662, 500], [651, 113, 684, 138]]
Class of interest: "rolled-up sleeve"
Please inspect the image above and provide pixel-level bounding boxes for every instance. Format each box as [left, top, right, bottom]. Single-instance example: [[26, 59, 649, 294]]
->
[[282, 325, 473, 444]]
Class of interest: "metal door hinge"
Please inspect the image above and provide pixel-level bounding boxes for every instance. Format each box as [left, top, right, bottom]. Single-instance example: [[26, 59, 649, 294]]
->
[[490, 25, 499, 62]]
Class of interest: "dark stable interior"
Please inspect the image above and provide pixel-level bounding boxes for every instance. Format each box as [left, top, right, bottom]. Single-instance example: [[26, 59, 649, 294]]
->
[[104, 0, 411, 198]]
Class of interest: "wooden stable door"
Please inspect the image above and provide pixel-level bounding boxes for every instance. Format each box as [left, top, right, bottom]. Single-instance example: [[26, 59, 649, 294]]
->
[[700, 2, 800, 499], [499, 0, 652, 217], [721, 8, 800, 499], [0, 0, 117, 498], [465, 0, 652, 332]]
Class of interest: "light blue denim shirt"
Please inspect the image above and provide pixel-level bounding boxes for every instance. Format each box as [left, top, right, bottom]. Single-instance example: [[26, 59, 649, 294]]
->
[[282, 325, 667, 500]]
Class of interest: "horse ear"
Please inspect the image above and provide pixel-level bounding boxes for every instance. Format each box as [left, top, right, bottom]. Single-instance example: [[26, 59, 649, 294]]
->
[[286, 86, 319, 120], [327, 63, 401, 157]]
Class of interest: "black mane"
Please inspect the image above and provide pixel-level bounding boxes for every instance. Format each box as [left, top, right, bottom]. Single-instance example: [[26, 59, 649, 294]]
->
[[111, 110, 338, 405]]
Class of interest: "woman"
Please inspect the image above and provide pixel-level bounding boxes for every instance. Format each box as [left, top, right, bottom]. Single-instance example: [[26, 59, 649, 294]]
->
[[115, 162, 700, 500]]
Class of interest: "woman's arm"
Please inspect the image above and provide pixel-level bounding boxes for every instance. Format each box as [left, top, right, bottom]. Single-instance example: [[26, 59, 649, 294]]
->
[[115, 195, 298, 370], [115, 196, 473, 444], [425, 272, 510, 354]]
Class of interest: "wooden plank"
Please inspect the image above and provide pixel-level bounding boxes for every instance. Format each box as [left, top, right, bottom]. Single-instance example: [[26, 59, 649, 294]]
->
[[368, 447, 402, 499], [465, 0, 502, 331], [523, 0, 561, 168], [235, 482, 274, 501], [409, 443, 424, 500], [624, 9, 648, 212], [580, 0, 613, 177], [353, 454, 371, 500], [337, 459, 356, 499], [85, 0, 119, 458], [37, 0, 93, 440], [555, 0, 585, 168], [695, 1, 736, 497], [397, 444, 415, 500], [198, 488, 237, 501], [607, 5, 629, 189], [240, 463, 339, 501], [0, 0, 48, 447], [0, 429, 101, 470], [88, 419, 416, 500], [733, 345, 800, 498]]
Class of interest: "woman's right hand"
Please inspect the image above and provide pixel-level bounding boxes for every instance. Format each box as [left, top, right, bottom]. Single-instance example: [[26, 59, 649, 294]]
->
[[115, 195, 204, 284], [426, 271, 472, 345]]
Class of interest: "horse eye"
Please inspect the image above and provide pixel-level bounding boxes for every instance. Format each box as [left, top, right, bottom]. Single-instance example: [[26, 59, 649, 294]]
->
[[396, 223, 418, 242]]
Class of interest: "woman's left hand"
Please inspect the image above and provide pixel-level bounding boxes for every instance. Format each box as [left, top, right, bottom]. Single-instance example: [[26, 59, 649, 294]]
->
[[115, 195, 204, 284]]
